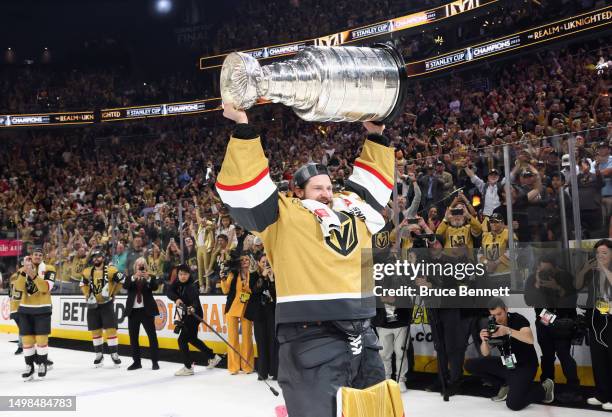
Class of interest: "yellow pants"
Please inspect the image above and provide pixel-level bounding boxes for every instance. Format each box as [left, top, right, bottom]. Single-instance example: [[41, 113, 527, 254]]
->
[[226, 315, 254, 373], [196, 246, 211, 289]]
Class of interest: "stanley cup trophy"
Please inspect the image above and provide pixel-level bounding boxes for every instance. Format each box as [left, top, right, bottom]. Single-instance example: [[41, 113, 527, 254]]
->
[[220, 43, 408, 123]]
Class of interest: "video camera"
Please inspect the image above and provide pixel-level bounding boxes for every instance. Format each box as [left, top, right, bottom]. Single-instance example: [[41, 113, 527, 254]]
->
[[173, 303, 188, 334]]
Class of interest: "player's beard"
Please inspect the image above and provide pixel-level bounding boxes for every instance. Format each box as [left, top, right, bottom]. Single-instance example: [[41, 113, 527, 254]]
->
[[318, 197, 332, 208], [93, 259, 103, 268]]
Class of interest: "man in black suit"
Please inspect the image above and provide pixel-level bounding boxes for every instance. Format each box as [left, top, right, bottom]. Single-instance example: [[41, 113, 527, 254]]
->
[[124, 257, 160, 370], [418, 164, 444, 213]]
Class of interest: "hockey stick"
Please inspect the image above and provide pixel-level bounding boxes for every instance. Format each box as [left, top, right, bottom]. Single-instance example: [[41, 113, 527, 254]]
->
[[190, 312, 280, 397], [396, 325, 410, 385]]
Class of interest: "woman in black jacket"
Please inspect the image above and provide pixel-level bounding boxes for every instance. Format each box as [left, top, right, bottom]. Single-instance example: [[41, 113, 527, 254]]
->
[[167, 264, 221, 376], [123, 257, 160, 370], [576, 239, 612, 410], [244, 252, 278, 380]]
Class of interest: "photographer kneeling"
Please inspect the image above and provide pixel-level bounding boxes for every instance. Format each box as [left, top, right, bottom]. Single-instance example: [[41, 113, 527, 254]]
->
[[464, 297, 554, 410], [167, 264, 221, 376]]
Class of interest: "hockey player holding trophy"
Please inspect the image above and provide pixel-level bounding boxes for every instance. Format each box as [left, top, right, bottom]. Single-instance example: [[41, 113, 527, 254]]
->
[[218, 43, 407, 417]]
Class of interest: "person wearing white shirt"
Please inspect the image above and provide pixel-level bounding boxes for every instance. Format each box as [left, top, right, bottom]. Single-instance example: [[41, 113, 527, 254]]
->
[[465, 166, 503, 220]]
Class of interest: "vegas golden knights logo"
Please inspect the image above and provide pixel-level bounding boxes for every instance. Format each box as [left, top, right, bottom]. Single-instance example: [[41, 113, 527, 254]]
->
[[90, 269, 107, 295], [445, 0, 479, 17], [92, 278, 104, 294], [485, 243, 500, 260], [315, 33, 342, 46], [25, 278, 39, 295], [325, 212, 358, 256], [450, 235, 466, 247], [375, 231, 389, 249]]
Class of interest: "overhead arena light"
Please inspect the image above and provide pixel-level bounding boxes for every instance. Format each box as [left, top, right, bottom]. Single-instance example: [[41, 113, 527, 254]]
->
[[155, 0, 172, 14]]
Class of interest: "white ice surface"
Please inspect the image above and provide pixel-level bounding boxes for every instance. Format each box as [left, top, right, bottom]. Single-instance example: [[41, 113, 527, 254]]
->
[[0, 333, 606, 417]]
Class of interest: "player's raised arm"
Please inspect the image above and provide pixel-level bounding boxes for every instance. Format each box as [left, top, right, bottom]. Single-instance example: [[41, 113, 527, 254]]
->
[[215, 104, 279, 233], [345, 122, 395, 211]]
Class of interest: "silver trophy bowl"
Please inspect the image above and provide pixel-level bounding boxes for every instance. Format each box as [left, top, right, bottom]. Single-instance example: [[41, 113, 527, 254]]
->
[[220, 44, 408, 123]]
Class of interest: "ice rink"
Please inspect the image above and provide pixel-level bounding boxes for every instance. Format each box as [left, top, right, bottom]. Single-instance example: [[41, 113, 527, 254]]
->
[[0, 333, 607, 417]]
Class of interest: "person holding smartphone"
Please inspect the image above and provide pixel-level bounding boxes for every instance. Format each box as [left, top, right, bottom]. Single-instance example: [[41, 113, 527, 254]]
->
[[124, 257, 160, 370], [436, 192, 482, 252], [245, 252, 278, 381]]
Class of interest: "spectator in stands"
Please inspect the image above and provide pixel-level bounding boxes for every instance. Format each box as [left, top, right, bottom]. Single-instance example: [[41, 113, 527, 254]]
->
[[146, 244, 165, 294], [126, 236, 145, 277], [478, 213, 515, 283], [465, 167, 503, 225], [426, 206, 441, 232], [111, 241, 128, 275], [418, 164, 444, 212], [435, 160, 454, 203], [183, 236, 198, 277], [216, 214, 237, 248], [436, 193, 482, 251], [206, 234, 231, 294], [194, 197, 215, 293], [595, 142, 612, 232], [575, 158, 603, 238], [163, 238, 182, 285]]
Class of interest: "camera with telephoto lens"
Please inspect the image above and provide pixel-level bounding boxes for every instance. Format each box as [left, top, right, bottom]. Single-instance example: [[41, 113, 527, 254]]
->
[[411, 233, 435, 249], [173, 303, 188, 334], [487, 315, 505, 347], [571, 313, 587, 345], [487, 315, 497, 335], [220, 250, 242, 278]]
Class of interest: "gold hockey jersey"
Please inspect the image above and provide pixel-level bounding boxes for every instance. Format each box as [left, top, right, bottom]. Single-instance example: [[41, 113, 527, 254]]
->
[[436, 217, 483, 249], [216, 125, 394, 324], [479, 228, 516, 274], [9, 272, 19, 314], [11, 263, 56, 315], [80, 264, 125, 304]]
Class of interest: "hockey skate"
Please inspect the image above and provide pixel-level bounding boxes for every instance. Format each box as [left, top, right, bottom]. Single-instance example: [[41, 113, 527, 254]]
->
[[22, 364, 35, 381], [110, 353, 121, 367], [94, 353, 104, 368], [38, 362, 48, 379]]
